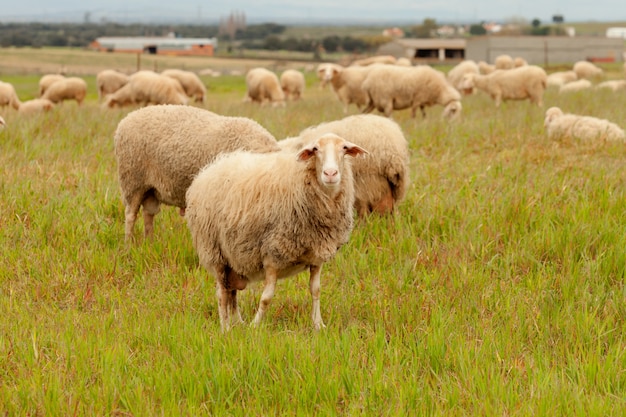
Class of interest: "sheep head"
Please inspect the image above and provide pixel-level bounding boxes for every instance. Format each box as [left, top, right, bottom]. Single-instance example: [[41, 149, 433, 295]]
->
[[544, 107, 563, 127]]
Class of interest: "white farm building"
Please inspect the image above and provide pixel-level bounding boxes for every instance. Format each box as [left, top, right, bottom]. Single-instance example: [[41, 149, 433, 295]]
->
[[90, 36, 218, 56]]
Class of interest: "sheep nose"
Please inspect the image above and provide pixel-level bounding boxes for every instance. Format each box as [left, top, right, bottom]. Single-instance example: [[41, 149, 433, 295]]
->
[[324, 169, 338, 178]]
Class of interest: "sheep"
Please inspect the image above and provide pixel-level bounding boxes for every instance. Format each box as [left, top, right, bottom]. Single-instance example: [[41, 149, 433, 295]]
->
[[0, 81, 20, 110], [113, 105, 280, 241], [244, 67, 285, 106], [595, 80, 626, 92], [396, 57, 412, 66], [41, 76, 88, 105], [459, 65, 547, 107], [447, 60, 480, 95], [573, 61, 604, 80], [326, 64, 374, 113], [18, 98, 55, 115], [351, 55, 397, 66], [544, 106, 625, 143], [0, 115, 5, 129], [478, 61, 496, 75], [494, 54, 515, 70], [280, 69, 305, 101], [514, 57, 528, 67], [361, 64, 462, 120], [546, 70, 578, 88], [38, 74, 65, 97], [279, 114, 410, 217], [316, 62, 343, 89], [558, 79, 592, 94], [96, 69, 130, 101], [161, 69, 207, 103], [103, 71, 188, 108], [185, 133, 368, 331]]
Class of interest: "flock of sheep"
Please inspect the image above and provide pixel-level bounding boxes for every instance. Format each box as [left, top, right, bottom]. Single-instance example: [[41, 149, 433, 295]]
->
[[1, 55, 625, 330]]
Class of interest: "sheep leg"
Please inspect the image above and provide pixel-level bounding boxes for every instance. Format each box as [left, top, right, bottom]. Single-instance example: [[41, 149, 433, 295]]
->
[[215, 266, 235, 331], [124, 203, 140, 242], [309, 264, 326, 330], [252, 267, 278, 327], [141, 194, 161, 238]]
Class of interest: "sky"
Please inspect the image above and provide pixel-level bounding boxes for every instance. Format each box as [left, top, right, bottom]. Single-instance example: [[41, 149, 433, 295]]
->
[[2, 0, 625, 25]]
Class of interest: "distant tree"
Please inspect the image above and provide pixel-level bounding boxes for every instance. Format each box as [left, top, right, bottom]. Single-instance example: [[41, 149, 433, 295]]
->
[[219, 10, 246, 41], [469, 23, 487, 35], [552, 14, 564, 23], [411, 18, 437, 38], [263, 35, 282, 50], [532, 18, 541, 28], [322, 35, 341, 53]]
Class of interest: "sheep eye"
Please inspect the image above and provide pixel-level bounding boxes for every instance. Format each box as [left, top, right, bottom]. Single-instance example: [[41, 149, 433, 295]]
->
[[312, 146, 318, 152]]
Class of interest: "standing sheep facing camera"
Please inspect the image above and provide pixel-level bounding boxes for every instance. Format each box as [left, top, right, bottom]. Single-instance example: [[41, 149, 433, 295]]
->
[[161, 69, 207, 103], [279, 114, 410, 217], [280, 69, 305, 101], [544, 107, 625, 142], [41, 76, 88, 105], [244, 67, 285, 106], [362, 64, 462, 120], [96, 69, 130, 101], [460, 65, 547, 107], [114, 105, 281, 241], [185, 133, 367, 331]]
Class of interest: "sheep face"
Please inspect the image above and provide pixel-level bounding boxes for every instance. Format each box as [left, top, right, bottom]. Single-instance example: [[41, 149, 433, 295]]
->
[[443, 101, 462, 121], [459, 73, 476, 93], [544, 107, 563, 127], [297, 134, 367, 194]]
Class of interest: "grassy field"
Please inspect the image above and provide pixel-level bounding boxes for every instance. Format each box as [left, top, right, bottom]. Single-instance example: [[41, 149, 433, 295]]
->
[[1, 50, 626, 415]]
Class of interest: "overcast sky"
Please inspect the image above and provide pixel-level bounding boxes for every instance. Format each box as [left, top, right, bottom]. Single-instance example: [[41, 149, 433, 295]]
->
[[3, 0, 625, 24]]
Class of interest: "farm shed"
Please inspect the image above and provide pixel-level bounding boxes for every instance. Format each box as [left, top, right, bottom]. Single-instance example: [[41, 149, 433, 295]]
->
[[465, 36, 624, 65], [376, 39, 466, 63], [90, 36, 218, 56]]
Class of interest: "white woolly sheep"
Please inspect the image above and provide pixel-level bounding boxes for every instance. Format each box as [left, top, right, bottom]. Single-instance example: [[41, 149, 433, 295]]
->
[[0, 81, 20, 110], [494, 54, 515, 70], [573, 61, 604, 80], [478, 61, 496, 75], [41, 76, 88, 105], [244, 67, 285, 106], [595, 80, 626, 92], [326, 64, 374, 113], [558, 79, 592, 94], [447, 60, 480, 95], [96, 69, 130, 101], [18, 98, 55, 115], [396, 57, 412, 66], [103, 70, 188, 108], [546, 70, 578, 88], [316, 62, 343, 89], [114, 105, 281, 241], [38, 74, 65, 97], [280, 69, 305, 101], [185, 133, 367, 330], [351, 55, 397, 66], [544, 106, 625, 142], [460, 65, 547, 107], [362, 64, 462, 120], [161, 69, 207, 103], [514, 57, 528, 67], [280, 114, 410, 217]]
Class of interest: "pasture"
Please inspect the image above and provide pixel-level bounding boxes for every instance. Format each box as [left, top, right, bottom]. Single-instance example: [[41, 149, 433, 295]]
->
[[1, 50, 626, 415]]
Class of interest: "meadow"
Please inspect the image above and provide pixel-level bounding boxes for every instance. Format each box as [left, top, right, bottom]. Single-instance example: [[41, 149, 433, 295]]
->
[[1, 51, 626, 415]]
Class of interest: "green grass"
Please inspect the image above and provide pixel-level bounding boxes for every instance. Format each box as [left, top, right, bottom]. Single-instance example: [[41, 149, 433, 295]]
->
[[1, 60, 626, 415]]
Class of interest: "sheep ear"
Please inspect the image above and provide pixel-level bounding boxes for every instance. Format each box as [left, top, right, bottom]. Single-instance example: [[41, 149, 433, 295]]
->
[[297, 146, 317, 161], [343, 141, 368, 158]]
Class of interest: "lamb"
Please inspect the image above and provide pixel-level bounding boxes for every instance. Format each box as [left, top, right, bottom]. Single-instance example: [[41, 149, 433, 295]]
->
[[0, 81, 20, 110], [41, 76, 88, 105], [96, 69, 130, 101], [103, 71, 188, 108], [459, 65, 547, 107], [546, 70, 578, 88], [494, 54, 515, 70], [325, 64, 373, 113], [161, 69, 207, 103], [280, 69, 305, 101], [595, 80, 626, 92], [244, 67, 285, 106], [558, 79, 592, 94], [361, 64, 462, 120], [544, 106, 625, 142], [573, 61, 604, 80], [279, 114, 410, 217], [447, 60, 479, 95], [185, 133, 367, 330], [38, 74, 65, 97], [114, 105, 280, 241], [18, 98, 55, 115]]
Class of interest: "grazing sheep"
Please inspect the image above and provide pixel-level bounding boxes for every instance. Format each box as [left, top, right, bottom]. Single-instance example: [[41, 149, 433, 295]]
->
[[161, 69, 207, 103], [38, 74, 65, 97], [460, 65, 547, 107], [558, 79, 592, 94], [280, 69, 305, 101], [18, 98, 55, 115], [316, 62, 343, 89], [362, 64, 462, 120], [494, 54, 515, 70], [185, 133, 367, 330], [546, 70, 578, 88], [351, 55, 397, 66], [96, 69, 130, 101], [114, 105, 280, 241], [478, 61, 496, 75], [244, 67, 285, 106], [514, 57, 528, 67], [326, 64, 374, 113], [573, 61, 604, 80], [103, 71, 188, 108], [595, 80, 626, 92], [544, 106, 625, 142], [41, 76, 88, 105], [0, 81, 20, 110], [280, 114, 410, 217], [447, 60, 480, 95]]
